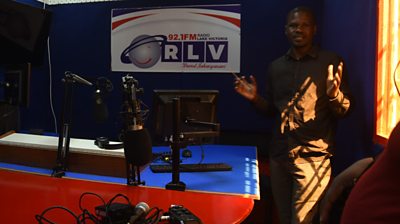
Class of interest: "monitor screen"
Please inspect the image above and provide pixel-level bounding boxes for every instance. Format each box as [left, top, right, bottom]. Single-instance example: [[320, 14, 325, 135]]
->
[[0, 1, 52, 65], [152, 89, 219, 144]]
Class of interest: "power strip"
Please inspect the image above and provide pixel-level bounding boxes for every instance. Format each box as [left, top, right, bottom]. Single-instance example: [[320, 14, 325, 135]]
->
[[168, 205, 202, 224]]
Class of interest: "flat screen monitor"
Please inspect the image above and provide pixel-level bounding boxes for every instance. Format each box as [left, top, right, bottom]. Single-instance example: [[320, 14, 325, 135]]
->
[[152, 89, 219, 144], [0, 1, 52, 65]]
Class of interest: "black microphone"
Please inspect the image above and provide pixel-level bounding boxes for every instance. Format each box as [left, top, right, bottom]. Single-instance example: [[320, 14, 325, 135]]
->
[[128, 202, 150, 224], [93, 77, 113, 123], [93, 89, 108, 123], [65, 71, 93, 86], [121, 75, 152, 166]]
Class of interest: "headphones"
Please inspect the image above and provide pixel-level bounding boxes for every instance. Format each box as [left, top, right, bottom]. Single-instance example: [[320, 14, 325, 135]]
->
[[94, 137, 124, 150]]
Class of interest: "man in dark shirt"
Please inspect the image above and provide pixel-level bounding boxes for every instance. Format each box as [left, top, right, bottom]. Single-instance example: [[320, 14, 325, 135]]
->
[[234, 6, 351, 223]]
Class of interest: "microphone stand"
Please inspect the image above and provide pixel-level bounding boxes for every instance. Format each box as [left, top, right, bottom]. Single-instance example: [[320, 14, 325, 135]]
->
[[121, 75, 152, 186], [166, 97, 187, 191], [52, 72, 92, 177], [52, 74, 74, 177], [126, 161, 143, 186]]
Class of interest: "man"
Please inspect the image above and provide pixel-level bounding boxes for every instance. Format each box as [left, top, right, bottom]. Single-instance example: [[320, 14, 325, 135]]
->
[[234, 6, 351, 223]]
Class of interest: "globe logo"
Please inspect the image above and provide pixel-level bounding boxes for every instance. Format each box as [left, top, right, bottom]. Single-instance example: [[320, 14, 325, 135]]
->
[[121, 35, 166, 69]]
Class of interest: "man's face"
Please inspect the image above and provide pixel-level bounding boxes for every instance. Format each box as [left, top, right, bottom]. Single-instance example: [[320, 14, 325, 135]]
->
[[285, 11, 316, 48]]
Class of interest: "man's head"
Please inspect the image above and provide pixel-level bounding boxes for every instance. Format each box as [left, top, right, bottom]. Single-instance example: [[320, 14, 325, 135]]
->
[[285, 6, 317, 50]]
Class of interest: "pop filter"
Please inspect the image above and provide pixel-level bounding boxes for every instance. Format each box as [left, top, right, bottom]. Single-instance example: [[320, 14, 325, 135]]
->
[[123, 128, 152, 166]]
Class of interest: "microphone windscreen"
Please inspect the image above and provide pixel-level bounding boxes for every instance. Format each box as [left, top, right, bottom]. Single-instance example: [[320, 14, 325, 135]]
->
[[136, 202, 150, 213], [129, 201, 150, 224], [124, 128, 152, 166]]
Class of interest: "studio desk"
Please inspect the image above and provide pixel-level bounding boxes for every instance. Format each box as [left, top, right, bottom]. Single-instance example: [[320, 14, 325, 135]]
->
[[0, 132, 260, 224]]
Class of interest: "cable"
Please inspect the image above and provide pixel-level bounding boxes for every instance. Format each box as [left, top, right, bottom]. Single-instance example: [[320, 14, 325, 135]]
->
[[79, 210, 102, 224], [42, 0, 58, 134], [35, 206, 81, 224], [43, 0, 57, 133], [78, 192, 105, 223], [393, 60, 400, 96], [143, 207, 164, 224], [36, 192, 165, 224], [47, 36, 58, 134], [106, 193, 132, 206]]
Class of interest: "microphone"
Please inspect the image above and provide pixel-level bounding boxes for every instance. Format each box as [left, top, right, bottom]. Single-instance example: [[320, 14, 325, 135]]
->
[[128, 202, 150, 224], [121, 75, 152, 166], [93, 89, 108, 123], [121, 75, 152, 185], [93, 77, 113, 123], [65, 71, 93, 86]]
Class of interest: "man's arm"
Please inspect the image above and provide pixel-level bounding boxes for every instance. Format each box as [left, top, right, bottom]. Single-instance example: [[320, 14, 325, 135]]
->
[[234, 74, 275, 115]]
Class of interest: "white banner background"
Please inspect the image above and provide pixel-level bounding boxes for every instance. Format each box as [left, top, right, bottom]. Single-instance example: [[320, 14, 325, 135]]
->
[[111, 5, 241, 73]]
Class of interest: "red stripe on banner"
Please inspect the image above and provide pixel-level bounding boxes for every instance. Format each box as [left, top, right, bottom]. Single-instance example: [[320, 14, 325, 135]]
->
[[195, 13, 240, 28], [112, 14, 153, 30]]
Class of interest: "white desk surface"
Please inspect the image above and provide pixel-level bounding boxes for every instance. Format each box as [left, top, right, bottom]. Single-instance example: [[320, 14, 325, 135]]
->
[[0, 133, 125, 157]]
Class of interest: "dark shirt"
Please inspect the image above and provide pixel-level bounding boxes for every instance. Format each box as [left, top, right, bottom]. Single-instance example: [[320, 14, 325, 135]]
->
[[252, 46, 351, 162]]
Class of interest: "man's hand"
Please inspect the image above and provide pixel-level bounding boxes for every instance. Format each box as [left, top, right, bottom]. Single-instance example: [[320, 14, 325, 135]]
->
[[234, 75, 257, 101], [326, 61, 343, 98]]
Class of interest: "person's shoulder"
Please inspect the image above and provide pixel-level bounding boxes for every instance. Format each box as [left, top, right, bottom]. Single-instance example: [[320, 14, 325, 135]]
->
[[270, 54, 287, 65]]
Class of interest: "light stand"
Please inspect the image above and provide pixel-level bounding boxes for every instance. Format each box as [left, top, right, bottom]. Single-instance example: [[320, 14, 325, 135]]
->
[[52, 72, 92, 177]]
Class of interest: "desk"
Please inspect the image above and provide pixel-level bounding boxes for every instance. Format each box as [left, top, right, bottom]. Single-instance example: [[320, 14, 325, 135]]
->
[[0, 132, 260, 199], [0, 132, 127, 177], [0, 169, 254, 224], [146, 145, 259, 198], [0, 132, 259, 223]]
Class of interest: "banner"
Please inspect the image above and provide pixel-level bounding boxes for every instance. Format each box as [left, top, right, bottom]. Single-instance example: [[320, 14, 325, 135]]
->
[[111, 4, 241, 73]]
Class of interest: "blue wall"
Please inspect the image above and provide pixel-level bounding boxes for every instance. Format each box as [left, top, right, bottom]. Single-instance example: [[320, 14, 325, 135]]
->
[[15, 0, 377, 172], [321, 0, 377, 172]]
